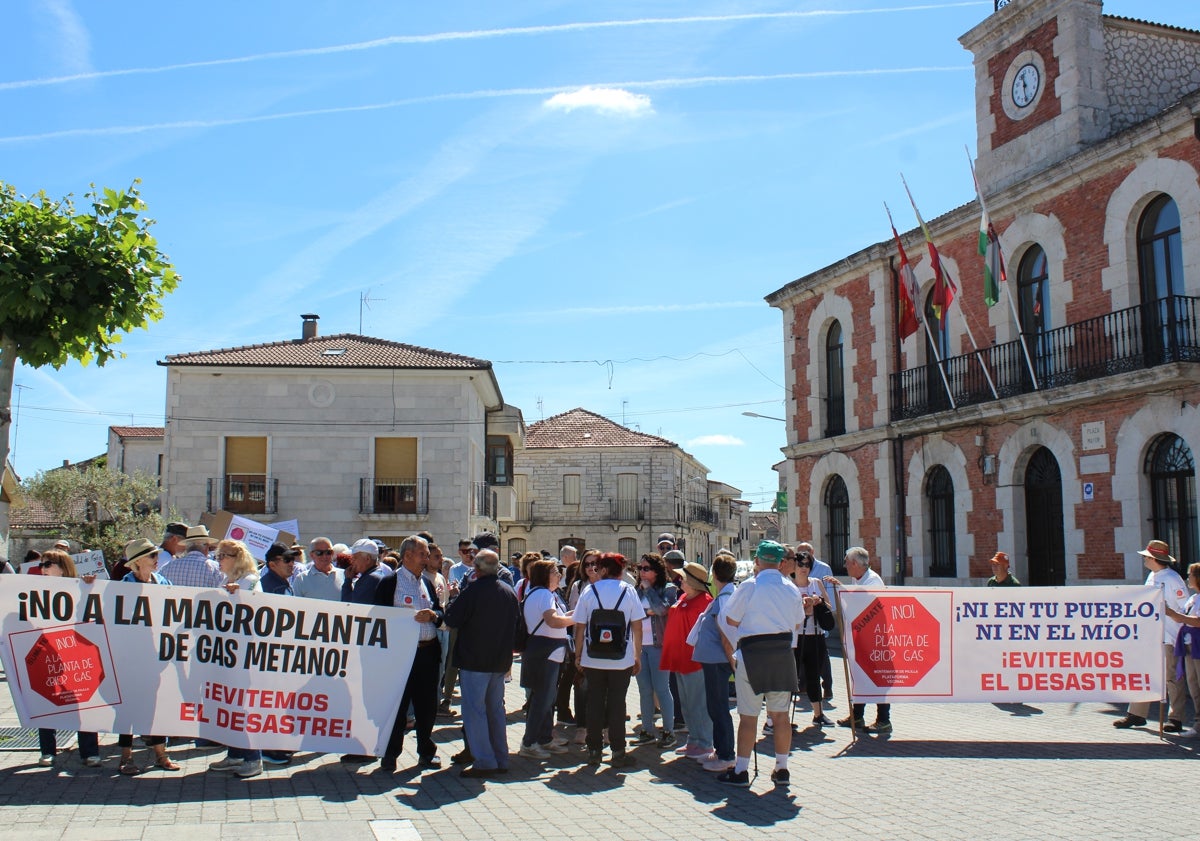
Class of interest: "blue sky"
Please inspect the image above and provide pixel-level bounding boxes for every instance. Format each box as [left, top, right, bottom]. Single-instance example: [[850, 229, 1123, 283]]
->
[[1, 0, 1194, 509]]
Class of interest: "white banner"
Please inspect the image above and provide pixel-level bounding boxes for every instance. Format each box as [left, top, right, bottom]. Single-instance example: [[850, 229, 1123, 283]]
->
[[225, 515, 281, 561], [71, 550, 110, 580], [836, 586, 1164, 703], [0, 577, 417, 755]]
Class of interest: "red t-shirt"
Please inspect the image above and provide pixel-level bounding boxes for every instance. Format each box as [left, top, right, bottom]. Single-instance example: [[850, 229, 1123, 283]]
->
[[659, 591, 713, 674]]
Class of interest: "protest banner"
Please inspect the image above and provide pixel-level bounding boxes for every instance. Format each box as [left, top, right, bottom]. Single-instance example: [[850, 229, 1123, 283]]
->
[[0, 577, 417, 755], [836, 585, 1163, 703]]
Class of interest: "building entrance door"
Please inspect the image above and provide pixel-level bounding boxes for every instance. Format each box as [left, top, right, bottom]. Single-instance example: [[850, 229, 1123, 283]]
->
[[1024, 447, 1065, 586]]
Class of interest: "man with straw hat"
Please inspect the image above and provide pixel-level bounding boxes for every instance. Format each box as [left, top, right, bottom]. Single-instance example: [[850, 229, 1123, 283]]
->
[[1113, 540, 1188, 731]]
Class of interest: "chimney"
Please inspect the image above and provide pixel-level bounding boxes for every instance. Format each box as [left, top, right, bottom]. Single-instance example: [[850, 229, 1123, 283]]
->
[[301, 313, 319, 341]]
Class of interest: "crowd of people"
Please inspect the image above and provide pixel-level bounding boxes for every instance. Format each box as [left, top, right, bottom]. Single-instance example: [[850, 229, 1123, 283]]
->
[[18, 522, 1197, 788]]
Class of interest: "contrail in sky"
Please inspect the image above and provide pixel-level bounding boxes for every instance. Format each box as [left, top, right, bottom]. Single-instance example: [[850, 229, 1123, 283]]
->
[[0, 2, 983, 91], [0, 66, 968, 144]]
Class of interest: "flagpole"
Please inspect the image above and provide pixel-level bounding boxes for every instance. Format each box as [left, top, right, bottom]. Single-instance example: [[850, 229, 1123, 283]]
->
[[967, 150, 1040, 390], [885, 202, 955, 410], [902, 173, 993, 400]]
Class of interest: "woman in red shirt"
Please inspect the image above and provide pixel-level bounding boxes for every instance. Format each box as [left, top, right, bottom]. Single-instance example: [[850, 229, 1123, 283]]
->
[[661, 562, 714, 760]]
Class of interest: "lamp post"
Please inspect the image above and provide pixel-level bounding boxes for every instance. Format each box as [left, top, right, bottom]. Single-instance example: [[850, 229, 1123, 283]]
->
[[741, 411, 786, 422]]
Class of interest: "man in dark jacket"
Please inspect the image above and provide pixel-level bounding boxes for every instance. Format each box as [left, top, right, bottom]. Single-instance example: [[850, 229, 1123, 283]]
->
[[371, 535, 444, 772], [443, 548, 518, 778]]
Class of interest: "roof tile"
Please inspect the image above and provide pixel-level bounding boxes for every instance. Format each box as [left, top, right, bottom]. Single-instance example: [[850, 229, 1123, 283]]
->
[[526, 408, 677, 448], [161, 334, 492, 370], [110, 426, 164, 439]]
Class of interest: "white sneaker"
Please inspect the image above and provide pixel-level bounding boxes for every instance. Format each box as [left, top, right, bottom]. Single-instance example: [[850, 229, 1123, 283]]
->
[[762, 720, 774, 735], [540, 741, 569, 754], [1182, 726, 1198, 737], [694, 750, 717, 764], [38, 754, 54, 767], [702, 756, 734, 772], [235, 759, 263, 778], [518, 743, 550, 760], [83, 756, 102, 767], [209, 756, 244, 772]]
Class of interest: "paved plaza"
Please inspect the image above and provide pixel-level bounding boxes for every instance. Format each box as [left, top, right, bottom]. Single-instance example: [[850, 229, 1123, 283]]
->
[[0, 651, 1196, 841]]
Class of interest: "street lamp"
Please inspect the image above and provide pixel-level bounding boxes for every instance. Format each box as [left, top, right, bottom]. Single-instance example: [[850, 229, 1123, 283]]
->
[[742, 411, 786, 422]]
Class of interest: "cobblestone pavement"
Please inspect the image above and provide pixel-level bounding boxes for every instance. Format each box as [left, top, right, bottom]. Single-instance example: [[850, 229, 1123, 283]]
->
[[1, 655, 1196, 841]]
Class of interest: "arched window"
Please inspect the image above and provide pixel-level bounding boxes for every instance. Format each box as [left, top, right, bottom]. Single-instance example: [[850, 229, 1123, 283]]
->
[[824, 475, 850, 575], [923, 290, 949, 361], [923, 291, 951, 411], [1138, 195, 1184, 302], [824, 321, 846, 436], [1017, 245, 1051, 335], [925, 466, 956, 577], [1138, 195, 1186, 361], [1145, 434, 1199, 569]]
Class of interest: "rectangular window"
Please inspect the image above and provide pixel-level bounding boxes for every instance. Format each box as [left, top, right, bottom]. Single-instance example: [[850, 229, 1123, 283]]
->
[[374, 438, 419, 514], [486, 435, 513, 486], [615, 473, 640, 520], [618, 537, 638, 559], [224, 436, 267, 514], [563, 474, 581, 506]]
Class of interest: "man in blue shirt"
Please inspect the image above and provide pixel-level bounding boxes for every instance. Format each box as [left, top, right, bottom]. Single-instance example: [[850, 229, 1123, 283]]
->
[[341, 538, 394, 605]]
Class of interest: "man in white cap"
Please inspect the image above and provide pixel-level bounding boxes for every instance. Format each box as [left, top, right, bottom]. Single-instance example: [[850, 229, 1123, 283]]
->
[[340, 538, 394, 605], [1113, 539, 1188, 731]]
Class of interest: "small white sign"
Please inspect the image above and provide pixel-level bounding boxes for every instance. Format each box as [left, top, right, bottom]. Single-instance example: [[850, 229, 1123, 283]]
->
[[224, 515, 280, 562], [1081, 421, 1105, 451], [71, 550, 111, 580], [1083, 482, 1095, 502]]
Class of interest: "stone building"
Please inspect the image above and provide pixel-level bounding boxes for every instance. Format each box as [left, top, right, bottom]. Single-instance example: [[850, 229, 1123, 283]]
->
[[160, 315, 523, 548], [502, 408, 746, 564], [767, 0, 1199, 584], [107, 426, 164, 480]]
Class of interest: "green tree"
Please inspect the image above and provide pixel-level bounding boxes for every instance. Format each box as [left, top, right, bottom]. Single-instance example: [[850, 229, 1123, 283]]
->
[[0, 180, 180, 475], [21, 464, 170, 572]]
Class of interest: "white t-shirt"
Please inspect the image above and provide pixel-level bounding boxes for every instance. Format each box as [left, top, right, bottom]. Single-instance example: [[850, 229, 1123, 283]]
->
[[524, 587, 569, 663], [1148, 566, 1188, 644], [574, 578, 644, 670], [722, 568, 802, 650]]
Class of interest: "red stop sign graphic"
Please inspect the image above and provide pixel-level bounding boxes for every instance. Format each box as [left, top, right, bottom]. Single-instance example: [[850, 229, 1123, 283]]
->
[[851, 596, 940, 688], [24, 629, 105, 706]]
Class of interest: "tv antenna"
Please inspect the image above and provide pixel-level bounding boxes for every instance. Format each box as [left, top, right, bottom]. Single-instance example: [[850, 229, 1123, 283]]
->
[[359, 289, 387, 334]]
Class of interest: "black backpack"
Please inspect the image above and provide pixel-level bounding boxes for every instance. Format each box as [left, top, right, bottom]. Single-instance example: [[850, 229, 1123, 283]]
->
[[513, 586, 546, 653], [586, 586, 629, 660]]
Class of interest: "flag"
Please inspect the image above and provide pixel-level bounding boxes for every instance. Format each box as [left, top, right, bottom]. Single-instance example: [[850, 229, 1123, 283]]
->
[[902, 175, 956, 322], [977, 201, 1005, 308], [885, 203, 920, 340]]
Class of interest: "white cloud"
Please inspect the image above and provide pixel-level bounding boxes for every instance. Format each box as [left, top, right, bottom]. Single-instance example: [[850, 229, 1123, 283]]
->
[[543, 87, 653, 117], [686, 434, 745, 447]]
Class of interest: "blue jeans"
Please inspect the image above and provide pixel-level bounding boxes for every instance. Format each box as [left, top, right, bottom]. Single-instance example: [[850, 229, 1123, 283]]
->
[[635, 646, 673, 733], [523, 659, 562, 748], [459, 670, 509, 770], [675, 669, 712, 750], [702, 661, 735, 761]]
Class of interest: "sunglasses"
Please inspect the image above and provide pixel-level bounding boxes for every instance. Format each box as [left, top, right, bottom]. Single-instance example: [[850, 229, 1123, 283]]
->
[[311, 549, 333, 556], [637, 565, 653, 572], [39, 560, 59, 569], [216, 552, 238, 559], [796, 561, 813, 568], [584, 563, 598, 569]]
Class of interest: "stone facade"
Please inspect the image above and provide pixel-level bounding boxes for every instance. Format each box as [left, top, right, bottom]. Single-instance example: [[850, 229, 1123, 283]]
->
[[1106, 18, 1200, 133], [162, 334, 514, 548], [768, 0, 1200, 586], [502, 409, 745, 565]]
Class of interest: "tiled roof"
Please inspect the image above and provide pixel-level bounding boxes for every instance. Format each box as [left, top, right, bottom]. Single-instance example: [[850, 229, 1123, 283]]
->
[[110, 426, 164, 439], [9, 496, 83, 530], [1104, 15, 1200, 37], [160, 334, 492, 370], [526, 408, 677, 449]]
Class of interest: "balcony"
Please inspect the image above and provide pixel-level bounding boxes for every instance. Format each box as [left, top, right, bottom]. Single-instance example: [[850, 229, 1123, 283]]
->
[[492, 485, 519, 521], [890, 296, 1199, 421], [359, 477, 429, 516], [608, 498, 647, 522], [514, 501, 535, 523], [471, 481, 495, 519], [207, 475, 278, 516]]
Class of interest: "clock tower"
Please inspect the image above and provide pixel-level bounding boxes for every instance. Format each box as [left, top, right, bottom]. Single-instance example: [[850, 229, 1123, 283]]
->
[[960, 0, 1110, 192]]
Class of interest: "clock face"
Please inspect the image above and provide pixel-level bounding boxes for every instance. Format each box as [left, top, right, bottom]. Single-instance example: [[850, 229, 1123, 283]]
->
[[1012, 63, 1040, 108]]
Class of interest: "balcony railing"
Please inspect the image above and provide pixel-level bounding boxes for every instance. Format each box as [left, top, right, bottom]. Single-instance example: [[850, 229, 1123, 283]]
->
[[359, 477, 429, 515], [514, 501, 535, 522], [890, 296, 1199, 421], [608, 498, 647, 521], [207, 475, 278, 515], [472, 481, 496, 519]]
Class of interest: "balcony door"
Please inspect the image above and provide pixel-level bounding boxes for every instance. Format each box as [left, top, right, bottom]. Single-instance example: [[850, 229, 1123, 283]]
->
[[1017, 245, 1051, 384], [374, 438, 418, 514], [1024, 447, 1065, 586], [1137, 195, 1186, 363], [224, 436, 267, 514]]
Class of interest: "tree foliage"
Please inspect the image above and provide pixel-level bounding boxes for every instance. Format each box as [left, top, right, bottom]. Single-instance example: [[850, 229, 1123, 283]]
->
[[0, 179, 180, 369], [21, 465, 169, 572]]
